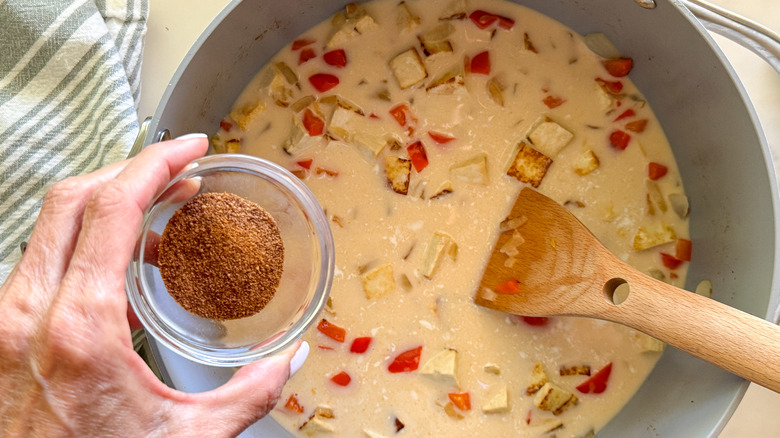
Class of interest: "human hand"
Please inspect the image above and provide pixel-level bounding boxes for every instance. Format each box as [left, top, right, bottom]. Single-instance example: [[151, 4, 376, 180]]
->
[[0, 136, 306, 437]]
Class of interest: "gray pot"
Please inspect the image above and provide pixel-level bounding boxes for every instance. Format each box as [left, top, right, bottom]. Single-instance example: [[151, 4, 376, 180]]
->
[[141, 0, 780, 436]]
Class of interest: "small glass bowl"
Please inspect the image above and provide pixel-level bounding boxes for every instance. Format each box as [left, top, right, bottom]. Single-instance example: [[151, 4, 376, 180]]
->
[[126, 154, 334, 366]]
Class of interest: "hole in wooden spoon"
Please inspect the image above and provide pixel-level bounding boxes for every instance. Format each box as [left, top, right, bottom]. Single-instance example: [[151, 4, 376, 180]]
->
[[604, 278, 630, 305]]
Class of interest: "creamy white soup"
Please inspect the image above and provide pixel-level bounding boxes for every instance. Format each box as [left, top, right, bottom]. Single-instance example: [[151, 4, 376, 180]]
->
[[211, 0, 693, 436]]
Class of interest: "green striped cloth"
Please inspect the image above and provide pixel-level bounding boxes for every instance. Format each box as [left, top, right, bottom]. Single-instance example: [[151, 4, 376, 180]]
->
[[0, 0, 148, 281]]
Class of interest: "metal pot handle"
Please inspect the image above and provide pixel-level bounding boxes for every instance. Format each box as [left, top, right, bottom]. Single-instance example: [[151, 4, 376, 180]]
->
[[680, 0, 780, 73]]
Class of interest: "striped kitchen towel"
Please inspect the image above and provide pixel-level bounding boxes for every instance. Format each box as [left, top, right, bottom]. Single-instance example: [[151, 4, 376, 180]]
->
[[0, 0, 148, 282]]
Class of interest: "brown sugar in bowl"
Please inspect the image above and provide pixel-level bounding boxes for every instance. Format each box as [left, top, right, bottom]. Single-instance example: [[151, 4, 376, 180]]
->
[[158, 192, 284, 321]]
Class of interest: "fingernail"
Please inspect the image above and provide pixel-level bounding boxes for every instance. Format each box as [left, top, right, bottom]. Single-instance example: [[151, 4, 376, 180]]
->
[[174, 133, 208, 141], [289, 341, 309, 377]]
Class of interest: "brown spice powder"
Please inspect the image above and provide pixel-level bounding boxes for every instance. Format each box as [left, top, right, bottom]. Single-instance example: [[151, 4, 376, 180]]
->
[[157, 192, 284, 320]]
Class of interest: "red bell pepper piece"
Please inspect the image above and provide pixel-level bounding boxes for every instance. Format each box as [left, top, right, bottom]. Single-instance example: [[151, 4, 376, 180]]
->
[[495, 279, 521, 294], [302, 109, 324, 136], [660, 252, 684, 270], [448, 392, 471, 411], [330, 371, 352, 386], [542, 95, 566, 109], [292, 38, 315, 50], [323, 49, 348, 68], [219, 120, 233, 131], [470, 51, 491, 75], [603, 58, 634, 77], [522, 316, 549, 326], [648, 162, 668, 180], [428, 131, 455, 145], [609, 130, 631, 150], [308, 73, 339, 92], [676, 238, 692, 262], [350, 336, 373, 354], [296, 159, 313, 170], [625, 119, 648, 133], [595, 78, 624, 94], [388, 346, 422, 373], [406, 141, 429, 172], [614, 109, 635, 121], [576, 362, 612, 394], [317, 318, 346, 342], [298, 48, 316, 65], [469, 10, 515, 30]]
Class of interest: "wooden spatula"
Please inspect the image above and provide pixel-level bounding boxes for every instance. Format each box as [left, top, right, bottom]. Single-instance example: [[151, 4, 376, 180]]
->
[[474, 187, 780, 393]]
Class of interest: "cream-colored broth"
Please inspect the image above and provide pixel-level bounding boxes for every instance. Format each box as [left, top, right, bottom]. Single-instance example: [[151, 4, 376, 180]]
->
[[213, 0, 690, 436]]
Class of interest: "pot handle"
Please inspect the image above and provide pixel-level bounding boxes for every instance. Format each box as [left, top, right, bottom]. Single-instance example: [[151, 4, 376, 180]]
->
[[680, 0, 780, 73]]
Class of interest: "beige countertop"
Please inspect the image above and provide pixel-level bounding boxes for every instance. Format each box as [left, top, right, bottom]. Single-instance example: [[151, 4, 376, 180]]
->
[[136, 1, 780, 436]]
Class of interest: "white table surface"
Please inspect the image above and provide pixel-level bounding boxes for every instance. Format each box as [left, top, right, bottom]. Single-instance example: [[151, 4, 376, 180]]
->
[[136, 1, 780, 436]]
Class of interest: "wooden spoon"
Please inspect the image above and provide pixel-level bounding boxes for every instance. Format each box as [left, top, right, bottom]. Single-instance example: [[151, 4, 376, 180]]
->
[[474, 187, 780, 393]]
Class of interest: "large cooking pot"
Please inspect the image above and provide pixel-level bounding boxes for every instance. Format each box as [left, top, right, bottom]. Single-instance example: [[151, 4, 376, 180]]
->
[[141, 0, 780, 436]]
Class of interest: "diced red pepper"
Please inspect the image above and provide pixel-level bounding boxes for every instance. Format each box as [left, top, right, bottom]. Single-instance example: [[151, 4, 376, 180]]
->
[[603, 58, 634, 77], [284, 394, 305, 413], [428, 131, 455, 145], [298, 48, 316, 65], [595, 78, 624, 94], [448, 392, 472, 411], [406, 141, 429, 172], [323, 49, 348, 68], [388, 346, 422, 373], [317, 318, 346, 342], [350, 336, 373, 354], [390, 104, 410, 127], [648, 162, 668, 180], [219, 120, 233, 131], [660, 252, 684, 270], [522, 316, 549, 326], [302, 109, 324, 136], [369, 112, 380, 119], [676, 238, 692, 262], [609, 130, 631, 150], [308, 73, 340, 92], [542, 95, 566, 109], [625, 119, 648, 133], [495, 279, 521, 294], [576, 362, 612, 394], [469, 10, 515, 30], [330, 371, 352, 386], [296, 159, 313, 170], [614, 109, 635, 121], [470, 51, 491, 75], [291, 38, 315, 50]]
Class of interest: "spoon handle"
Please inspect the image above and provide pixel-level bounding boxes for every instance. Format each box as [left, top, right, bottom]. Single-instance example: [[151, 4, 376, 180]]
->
[[616, 268, 780, 393]]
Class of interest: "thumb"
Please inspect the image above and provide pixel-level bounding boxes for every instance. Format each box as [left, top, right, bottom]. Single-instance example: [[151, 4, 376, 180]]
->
[[187, 341, 309, 436]]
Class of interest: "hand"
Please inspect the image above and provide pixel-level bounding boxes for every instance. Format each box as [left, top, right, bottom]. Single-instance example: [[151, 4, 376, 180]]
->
[[0, 136, 304, 437]]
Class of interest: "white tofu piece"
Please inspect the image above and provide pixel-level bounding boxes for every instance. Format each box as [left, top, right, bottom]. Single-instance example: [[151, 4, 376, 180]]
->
[[420, 232, 454, 279], [329, 106, 395, 158], [482, 384, 510, 414], [427, 180, 453, 199], [420, 348, 459, 386], [390, 48, 428, 89], [354, 14, 378, 34], [361, 263, 396, 300], [506, 142, 553, 188], [450, 153, 488, 185], [439, 0, 467, 20], [418, 23, 455, 57], [328, 106, 363, 141], [526, 418, 563, 435], [299, 408, 336, 436], [573, 149, 600, 176], [646, 180, 668, 214], [362, 430, 388, 438], [328, 25, 359, 48], [527, 362, 548, 395], [211, 135, 240, 154], [229, 101, 265, 131], [385, 156, 411, 195], [533, 382, 578, 415], [633, 222, 676, 251], [397, 1, 420, 32], [528, 118, 574, 157], [426, 66, 465, 94], [284, 115, 327, 155]]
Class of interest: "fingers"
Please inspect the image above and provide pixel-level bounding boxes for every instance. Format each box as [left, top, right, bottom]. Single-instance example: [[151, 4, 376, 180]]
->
[[185, 341, 309, 436], [63, 136, 208, 294]]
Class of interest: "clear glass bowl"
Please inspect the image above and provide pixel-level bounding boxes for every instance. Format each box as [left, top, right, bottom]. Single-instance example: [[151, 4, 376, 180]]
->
[[126, 154, 334, 366]]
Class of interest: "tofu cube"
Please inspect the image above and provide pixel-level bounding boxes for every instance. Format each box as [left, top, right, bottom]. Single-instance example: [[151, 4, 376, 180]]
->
[[397, 1, 420, 32], [526, 362, 548, 395], [229, 101, 265, 131], [390, 48, 428, 89], [633, 222, 676, 251], [361, 263, 396, 299], [418, 23, 454, 57], [362, 430, 388, 438], [439, 0, 467, 20], [420, 232, 454, 279], [420, 348, 459, 386], [284, 115, 327, 155], [426, 66, 465, 94], [427, 180, 453, 199], [299, 407, 336, 436], [534, 382, 578, 415], [328, 106, 363, 141], [506, 141, 553, 188], [573, 149, 600, 176], [329, 105, 394, 157], [211, 135, 240, 154], [481, 384, 510, 414], [528, 117, 574, 157], [450, 153, 488, 185], [526, 418, 563, 435], [385, 156, 411, 195]]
